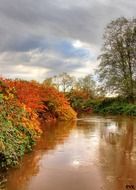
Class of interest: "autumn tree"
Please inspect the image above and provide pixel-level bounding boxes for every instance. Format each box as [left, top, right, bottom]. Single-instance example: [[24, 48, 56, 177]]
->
[[52, 75, 61, 91], [98, 17, 136, 102]]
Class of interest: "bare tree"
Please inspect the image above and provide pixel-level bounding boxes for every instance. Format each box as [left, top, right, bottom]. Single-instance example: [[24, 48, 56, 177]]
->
[[75, 74, 95, 97], [58, 72, 75, 93]]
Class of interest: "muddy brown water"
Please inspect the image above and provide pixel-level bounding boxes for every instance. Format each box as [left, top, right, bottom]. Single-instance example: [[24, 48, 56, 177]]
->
[[1, 115, 136, 190]]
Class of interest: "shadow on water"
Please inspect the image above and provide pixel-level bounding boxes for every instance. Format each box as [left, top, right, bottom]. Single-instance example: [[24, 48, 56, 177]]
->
[[0, 115, 136, 190]]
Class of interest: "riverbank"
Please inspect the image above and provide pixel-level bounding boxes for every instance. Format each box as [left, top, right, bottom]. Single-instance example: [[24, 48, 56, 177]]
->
[[87, 98, 136, 116], [0, 78, 76, 169], [68, 95, 136, 116]]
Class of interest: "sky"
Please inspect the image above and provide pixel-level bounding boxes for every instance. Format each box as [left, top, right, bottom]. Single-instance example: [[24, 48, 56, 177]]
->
[[0, 0, 136, 82]]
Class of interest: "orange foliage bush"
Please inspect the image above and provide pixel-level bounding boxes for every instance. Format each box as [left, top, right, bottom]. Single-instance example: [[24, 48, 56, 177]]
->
[[0, 78, 42, 168], [42, 86, 77, 120], [6, 79, 76, 121], [0, 77, 42, 134], [7, 80, 45, 111]]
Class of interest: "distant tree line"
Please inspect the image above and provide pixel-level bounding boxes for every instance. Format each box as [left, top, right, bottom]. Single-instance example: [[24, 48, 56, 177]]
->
[[43, 72, 96, 97]]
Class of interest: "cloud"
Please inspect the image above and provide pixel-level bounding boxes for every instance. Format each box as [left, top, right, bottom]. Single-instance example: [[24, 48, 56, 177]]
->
[[0, 0, 135, 80], [0, 48, 93, 81]]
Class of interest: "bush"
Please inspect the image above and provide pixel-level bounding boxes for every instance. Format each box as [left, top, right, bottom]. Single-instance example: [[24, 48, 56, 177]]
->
[[68, 92, 136, 116], [7, 80, 77, 121], [42, 86, 77, 120], [93, 98, 136, 116], [67, 90, 92, 112], [0, 79, 41, 169], [0, 78, 76, 169]]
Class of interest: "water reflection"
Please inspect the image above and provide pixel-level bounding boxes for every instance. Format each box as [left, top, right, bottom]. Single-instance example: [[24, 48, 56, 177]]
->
[[6, 120, 76, 190], [104, 122, 119, 143], [101, 118, 134, 153], [1, 115, 136, 190], [98, 117, 136, 190]]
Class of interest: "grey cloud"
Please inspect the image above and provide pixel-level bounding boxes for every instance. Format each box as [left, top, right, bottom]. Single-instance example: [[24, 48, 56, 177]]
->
[[0, 0, 135, 80], [0, 50, 86, 77], [0, 0, 135, 49]]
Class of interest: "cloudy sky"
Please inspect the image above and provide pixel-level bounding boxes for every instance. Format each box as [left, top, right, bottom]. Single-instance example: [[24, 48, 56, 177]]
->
[[0, 0, 135, 81]]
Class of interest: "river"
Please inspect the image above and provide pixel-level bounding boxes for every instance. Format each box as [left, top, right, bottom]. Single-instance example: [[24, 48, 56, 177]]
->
[[1, 115, 136, 190]]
